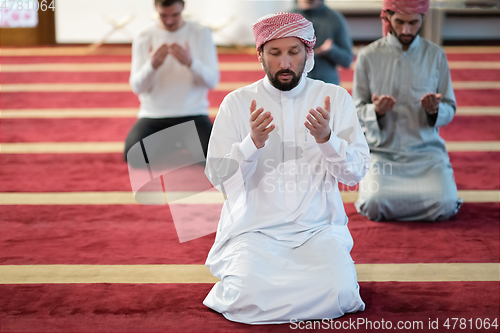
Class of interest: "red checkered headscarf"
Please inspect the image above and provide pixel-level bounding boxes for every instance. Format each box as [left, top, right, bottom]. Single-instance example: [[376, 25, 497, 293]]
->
[[253, 12, 316, 73], [381, 0, 429, 36]]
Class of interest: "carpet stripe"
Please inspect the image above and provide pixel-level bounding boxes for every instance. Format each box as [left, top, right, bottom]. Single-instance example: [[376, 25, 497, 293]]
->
[[0, 263, 497, 284], [1, 107, 500, 119], [2, 45, 500, 56], [445, 141, 500, 152], [0, 204, 497, 265], [3, 115, 499, 143], [0, 190, 497, 205], [3, 81, 500, 92], [1, 153, 495, 192], [2, 61, 500, 73], [1, 90, 496, 109], [0, 63, 264, 72], [0, 82, 255, 92], [2, 141, 499, 153]]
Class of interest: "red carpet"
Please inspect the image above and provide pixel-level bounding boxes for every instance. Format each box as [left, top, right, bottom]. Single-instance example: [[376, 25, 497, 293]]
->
[[1, 47, 499, 332], [0, 203, 497, 265], [0, 282, 497, 332], [445, 53, 500, 61], [0, 53, 258, 65], [3, 69, 500, 84], [1, 71, 267, 84], [1, 152, 498, 192], [2, 89, 499, 110]]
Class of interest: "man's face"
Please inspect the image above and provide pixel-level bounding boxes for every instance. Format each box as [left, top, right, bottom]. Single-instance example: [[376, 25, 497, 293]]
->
[[388, 12, 423, 47], [297, 0, 323, 10], [156, 2, 184, 32], [259, 37, 307, 91]]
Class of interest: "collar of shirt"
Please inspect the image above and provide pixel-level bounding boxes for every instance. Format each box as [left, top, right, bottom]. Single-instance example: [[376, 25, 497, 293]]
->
[[386, 33, 421, 53], [263, 74, 306, 99]]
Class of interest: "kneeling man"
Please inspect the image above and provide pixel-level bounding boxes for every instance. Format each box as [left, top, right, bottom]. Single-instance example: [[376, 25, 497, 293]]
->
[[353, 0, 462, 221], [203, 13, 369, 324]]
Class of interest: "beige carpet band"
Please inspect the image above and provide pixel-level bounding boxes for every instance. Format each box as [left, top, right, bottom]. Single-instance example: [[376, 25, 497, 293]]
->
[[0, 63, 263, 72], [0, 263, 497, 284], [2, 81, 499, 93], [0, 142, 126, 154], [447, 61, 500, 70], [2, 141, 499, 154], [0, 108, 142, 118], [2, 61, 499, 73], [0, 191, 352, 205], [0, 190, 497, 205], [445, 141, 500, 152], [1, 107, 499, 119], [0, 82, 254, 93], [2, 45, 499, 57]]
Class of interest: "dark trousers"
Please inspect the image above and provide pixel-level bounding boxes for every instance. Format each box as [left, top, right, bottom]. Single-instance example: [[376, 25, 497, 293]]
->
[[124, 115, 212, 162]]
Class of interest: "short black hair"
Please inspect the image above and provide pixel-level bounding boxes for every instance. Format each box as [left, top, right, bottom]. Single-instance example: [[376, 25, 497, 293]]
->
[[155, 0, 184, 7]]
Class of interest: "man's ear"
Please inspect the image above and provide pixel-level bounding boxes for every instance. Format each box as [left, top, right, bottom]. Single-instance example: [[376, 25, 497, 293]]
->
[[257, 48, 263, 63]]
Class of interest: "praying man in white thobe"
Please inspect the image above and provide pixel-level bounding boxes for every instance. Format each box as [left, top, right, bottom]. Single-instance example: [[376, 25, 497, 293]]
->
[[354, 0, 463, 221], [203, 12, 369, 324]]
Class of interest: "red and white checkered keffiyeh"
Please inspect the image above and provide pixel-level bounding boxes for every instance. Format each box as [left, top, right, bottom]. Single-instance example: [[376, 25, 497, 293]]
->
[[380, 0, 430, 36], [253, 12, 316, 73]]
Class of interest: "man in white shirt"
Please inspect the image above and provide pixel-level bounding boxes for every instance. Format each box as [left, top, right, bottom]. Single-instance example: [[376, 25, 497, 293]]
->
[[203, 13, 369, 324], [125, 0, 219, 163]]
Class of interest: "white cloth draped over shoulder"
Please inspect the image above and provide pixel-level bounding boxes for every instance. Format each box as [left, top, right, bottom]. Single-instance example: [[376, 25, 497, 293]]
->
[[353, 34, 462, 221], [203, 76, 370, 324]]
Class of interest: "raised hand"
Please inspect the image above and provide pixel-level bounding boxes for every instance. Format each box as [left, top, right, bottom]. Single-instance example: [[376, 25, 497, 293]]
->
[[305, 96, 331, 144], [169, 42, 192, 67], [372, 93, 396, 116], [150, 44, 170, 69], [249, 100, 275, 149], [420, 93, 442, 114], [315, 38, 333, 55]]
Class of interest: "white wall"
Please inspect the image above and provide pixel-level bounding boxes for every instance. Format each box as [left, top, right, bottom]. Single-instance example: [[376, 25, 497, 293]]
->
[[55, 0, 500, 44], [56, 0, 293, 44], [56, 0, 155, 43]]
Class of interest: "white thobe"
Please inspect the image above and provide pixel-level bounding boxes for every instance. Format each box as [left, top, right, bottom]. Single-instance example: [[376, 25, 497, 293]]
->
[[203, 76, 370, 324]]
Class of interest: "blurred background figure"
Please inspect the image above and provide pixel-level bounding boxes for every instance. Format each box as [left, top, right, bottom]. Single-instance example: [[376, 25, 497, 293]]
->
[[124, 0, 219, 162], [353, 0, 462, 222], [290, 0, 353, 85]]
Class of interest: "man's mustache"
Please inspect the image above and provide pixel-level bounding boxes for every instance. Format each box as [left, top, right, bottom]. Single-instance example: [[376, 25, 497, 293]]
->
[[275, 69, 296, 76]]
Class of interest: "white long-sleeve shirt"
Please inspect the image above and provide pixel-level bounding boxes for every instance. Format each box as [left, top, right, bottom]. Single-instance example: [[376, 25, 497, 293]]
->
[[129, 21, 219, 118], [205, 76, 370, 261]]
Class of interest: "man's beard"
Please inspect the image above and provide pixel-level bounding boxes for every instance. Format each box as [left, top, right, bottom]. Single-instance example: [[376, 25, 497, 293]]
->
[[263, 57, 306, 91], [391, 26, 422, 47]]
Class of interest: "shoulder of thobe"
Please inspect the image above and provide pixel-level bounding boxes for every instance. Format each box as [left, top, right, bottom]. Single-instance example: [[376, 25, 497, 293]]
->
[[219, 89, 253, 121]]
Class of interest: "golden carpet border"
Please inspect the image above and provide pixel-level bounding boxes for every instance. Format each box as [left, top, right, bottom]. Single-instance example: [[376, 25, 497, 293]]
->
[[1, 45, 499, 57], [2, 61, 500, 73], [1, 107, 500, 119], [0, 190, 497, 205], [2, 81, 500, 92], [2, 141, 499, 154]]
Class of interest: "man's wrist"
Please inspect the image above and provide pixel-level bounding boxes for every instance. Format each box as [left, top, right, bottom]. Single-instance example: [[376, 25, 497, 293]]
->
[[251, 136, 265, 149], [426, 107, 439, 115], [315, 131, 331, 144]]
